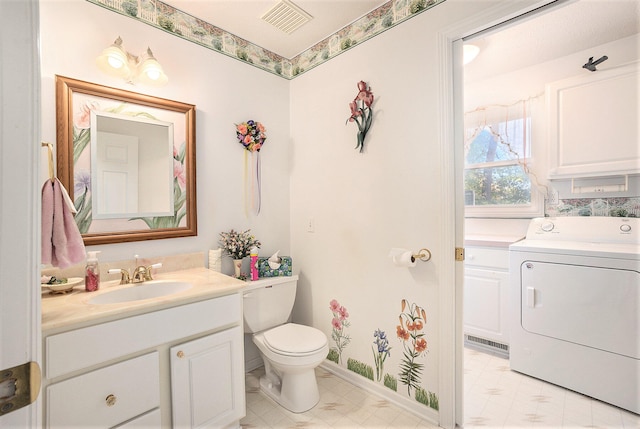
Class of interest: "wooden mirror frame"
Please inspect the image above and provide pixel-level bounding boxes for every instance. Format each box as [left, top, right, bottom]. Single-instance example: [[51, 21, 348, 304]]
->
[[56, 75, 197, 245]]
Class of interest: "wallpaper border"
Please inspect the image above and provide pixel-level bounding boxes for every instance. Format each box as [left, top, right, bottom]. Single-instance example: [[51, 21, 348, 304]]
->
[[86, 0, 445, 80]]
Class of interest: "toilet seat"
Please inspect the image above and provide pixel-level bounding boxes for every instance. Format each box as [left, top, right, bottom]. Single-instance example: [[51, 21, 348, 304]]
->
[[263, 323, 327, 356]]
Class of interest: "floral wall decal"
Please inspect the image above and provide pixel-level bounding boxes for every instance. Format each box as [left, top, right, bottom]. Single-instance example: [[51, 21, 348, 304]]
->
[[396, 298, 428, 395], [324, 295, 438, 411], [235, 120, 266, 215], [372, 329, 391, 382], [329, 299, 351, 364], [346, 80, 374, 152]]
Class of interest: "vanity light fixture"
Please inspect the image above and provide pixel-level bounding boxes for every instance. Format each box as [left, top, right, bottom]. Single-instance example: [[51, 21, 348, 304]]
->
[[96, 37, 168, 86]]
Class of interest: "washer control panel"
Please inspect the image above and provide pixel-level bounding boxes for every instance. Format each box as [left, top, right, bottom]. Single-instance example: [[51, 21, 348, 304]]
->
[[526, 217, 638, 244]]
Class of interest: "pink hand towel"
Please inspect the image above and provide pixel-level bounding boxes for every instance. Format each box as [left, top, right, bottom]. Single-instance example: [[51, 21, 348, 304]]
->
[[41, 178, 86, 268]]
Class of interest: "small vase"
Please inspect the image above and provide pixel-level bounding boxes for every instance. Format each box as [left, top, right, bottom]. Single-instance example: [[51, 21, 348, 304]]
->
[[233, 259, 243, 277]]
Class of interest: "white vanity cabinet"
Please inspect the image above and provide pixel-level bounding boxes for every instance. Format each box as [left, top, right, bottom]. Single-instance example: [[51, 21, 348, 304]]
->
[[42, 292, 245, 428], [547, 61, 639, 179], [463, 246, 510, 353]]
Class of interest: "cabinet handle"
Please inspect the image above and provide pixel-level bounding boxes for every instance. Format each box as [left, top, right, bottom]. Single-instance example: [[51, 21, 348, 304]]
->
[[177, 351, 185, 358], [105, 394, 117, 407]]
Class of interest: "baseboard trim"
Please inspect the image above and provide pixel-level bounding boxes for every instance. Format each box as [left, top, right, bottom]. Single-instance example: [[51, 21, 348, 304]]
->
[[319, 361, 439, 426]]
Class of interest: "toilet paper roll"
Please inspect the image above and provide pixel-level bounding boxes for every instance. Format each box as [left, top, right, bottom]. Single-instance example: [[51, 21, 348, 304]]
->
[[388, 248, 417, 268]]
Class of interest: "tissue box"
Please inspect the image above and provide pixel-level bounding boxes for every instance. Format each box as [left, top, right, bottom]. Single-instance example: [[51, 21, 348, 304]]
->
[[258, 256, 292, 277]]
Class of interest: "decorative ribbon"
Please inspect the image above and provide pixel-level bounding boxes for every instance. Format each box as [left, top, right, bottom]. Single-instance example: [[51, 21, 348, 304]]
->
[[244, 150, 261, 216]]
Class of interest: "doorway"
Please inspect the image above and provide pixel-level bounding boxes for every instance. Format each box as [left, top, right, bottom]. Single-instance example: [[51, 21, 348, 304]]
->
[[456, 0, 640, 427]]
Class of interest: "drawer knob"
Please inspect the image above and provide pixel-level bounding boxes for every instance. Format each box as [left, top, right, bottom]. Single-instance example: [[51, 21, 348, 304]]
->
[[177, 351, 185, 358], [105, 394, 117, 407]]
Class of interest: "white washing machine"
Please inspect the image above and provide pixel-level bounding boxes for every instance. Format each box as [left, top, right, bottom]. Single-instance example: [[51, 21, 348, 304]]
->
[[509, 217, 639, 414]]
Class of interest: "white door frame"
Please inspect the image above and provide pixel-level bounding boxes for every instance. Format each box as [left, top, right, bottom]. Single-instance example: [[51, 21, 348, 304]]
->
[[436, 1, 558, 427], [0, 0, 41, 426]]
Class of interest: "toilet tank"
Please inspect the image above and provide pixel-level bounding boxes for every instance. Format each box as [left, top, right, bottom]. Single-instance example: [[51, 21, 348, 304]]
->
[[242, 278, 297, 333]]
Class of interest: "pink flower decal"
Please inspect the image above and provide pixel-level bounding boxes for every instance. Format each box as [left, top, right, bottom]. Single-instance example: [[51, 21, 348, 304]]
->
[[331, 318, 342, 330], [329, 299, 350, 364]]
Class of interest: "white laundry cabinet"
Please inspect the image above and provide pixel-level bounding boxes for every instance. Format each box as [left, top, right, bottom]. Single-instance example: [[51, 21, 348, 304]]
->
[[463, 245, 510, 356], [547, 61, 639, 179]]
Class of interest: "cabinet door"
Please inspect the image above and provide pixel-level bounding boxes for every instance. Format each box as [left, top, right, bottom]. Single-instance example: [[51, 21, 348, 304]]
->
[[171, 326, 245, 428], [547, 61, 639, 178], [464, 268, 509, 345]]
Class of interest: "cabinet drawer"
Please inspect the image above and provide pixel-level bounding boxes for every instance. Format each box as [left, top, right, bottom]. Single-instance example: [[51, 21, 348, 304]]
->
[[46, 352, 160, 429], [114, 408, 161, 428], [465, 247, 509, 270], [46, 293, 241, 378]]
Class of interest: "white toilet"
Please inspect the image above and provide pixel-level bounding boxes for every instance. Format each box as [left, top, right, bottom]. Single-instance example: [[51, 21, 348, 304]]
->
[[243, 277, 329, 413]]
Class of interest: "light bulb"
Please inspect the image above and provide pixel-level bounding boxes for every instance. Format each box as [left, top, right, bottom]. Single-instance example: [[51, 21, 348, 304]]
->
[[97, 37, 130, 78], [107, 54, 125, 69], [145, 67, 161, 81], [137, 48, 168, 85]]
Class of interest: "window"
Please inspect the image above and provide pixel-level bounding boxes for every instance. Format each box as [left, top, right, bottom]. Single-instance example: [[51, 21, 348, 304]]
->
[[464, 101, 543, 218]]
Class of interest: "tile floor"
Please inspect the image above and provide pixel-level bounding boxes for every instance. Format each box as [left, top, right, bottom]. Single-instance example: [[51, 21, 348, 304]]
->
[[463, 347, 640, 428], [241, 366, 439, 428], [240, 348, 640, 428]]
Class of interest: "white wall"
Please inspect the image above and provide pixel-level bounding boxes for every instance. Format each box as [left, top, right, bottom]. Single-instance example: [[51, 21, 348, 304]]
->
[[39, 0, 291, 271], [289, 0, 497, 419]]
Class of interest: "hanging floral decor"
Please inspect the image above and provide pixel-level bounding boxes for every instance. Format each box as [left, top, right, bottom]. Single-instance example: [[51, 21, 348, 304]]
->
[[346, 80, 374, 153], [235, 120, 266, 215]]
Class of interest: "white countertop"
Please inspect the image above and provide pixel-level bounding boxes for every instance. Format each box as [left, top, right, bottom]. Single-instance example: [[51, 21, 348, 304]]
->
[[42, 267, 246, 332], [464, 234, 525, 248]]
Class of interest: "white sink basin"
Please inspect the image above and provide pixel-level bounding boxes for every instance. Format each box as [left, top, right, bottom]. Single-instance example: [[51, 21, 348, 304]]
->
[[88, 281, 193, 305]]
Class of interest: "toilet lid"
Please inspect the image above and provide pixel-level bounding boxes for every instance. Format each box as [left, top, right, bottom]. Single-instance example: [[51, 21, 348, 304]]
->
[[263, 323, 327, 355]]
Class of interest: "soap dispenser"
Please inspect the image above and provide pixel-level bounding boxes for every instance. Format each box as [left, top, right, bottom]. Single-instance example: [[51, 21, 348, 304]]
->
[[85, 251, 101, 292]]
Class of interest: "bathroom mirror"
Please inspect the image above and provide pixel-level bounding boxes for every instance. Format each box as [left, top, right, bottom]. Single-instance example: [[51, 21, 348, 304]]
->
[[56, 75, 197, 245]]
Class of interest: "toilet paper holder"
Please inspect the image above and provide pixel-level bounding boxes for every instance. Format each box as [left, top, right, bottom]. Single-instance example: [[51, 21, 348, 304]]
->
[[413, 248, 432, 262], [389, 247, 432, 267]]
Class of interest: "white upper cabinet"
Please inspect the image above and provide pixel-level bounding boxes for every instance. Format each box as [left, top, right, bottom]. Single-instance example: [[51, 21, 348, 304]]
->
[[547, 61, 639, 179]]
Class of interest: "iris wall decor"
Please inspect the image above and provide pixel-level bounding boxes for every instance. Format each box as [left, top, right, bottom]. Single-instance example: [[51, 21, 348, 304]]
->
[[346, 80, 375, 153]]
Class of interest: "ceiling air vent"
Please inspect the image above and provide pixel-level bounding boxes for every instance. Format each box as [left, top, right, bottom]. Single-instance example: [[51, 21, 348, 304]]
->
[[261, 0, 313, 34]]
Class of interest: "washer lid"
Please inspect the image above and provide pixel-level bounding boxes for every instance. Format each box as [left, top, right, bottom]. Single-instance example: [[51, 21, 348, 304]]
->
[[263, 323, 327, 354]]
